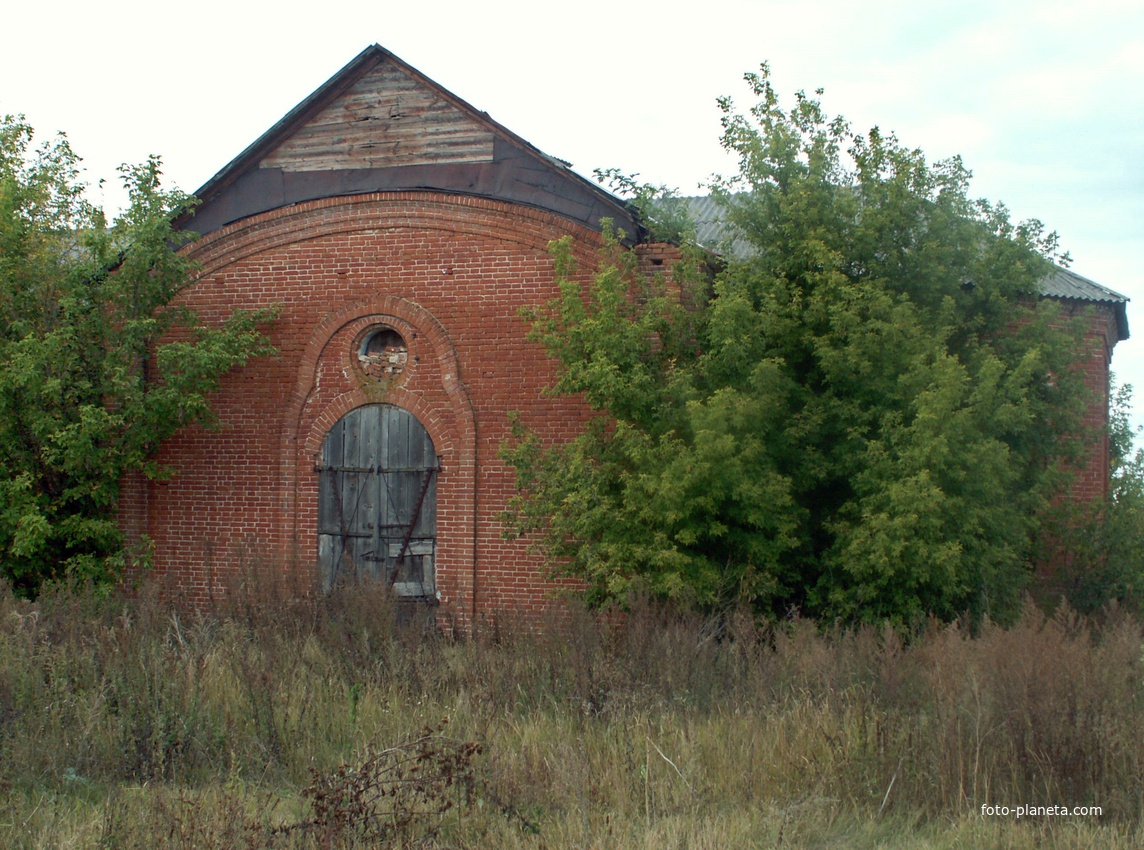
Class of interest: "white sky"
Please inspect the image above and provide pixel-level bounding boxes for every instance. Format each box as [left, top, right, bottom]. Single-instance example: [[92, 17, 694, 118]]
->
[[3, 0, 1142, 436]]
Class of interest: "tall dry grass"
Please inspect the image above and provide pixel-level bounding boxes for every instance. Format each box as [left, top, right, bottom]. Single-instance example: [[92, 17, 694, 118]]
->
[[0, 574, 1140, 847]]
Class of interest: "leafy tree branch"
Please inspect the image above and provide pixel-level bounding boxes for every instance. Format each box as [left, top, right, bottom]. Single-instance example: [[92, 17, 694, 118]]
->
[[504, 67, 1095, 624], [0, 115, 275, 594]]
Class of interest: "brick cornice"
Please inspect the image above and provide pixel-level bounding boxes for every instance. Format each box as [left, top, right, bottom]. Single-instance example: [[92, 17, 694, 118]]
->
[[184, 192, 606, 279]]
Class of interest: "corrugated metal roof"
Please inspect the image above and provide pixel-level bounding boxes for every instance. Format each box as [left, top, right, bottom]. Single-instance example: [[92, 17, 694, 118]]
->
[[1038, 266, 1127, 304], [672, 195, 1128, 340], [684, 195, 729, 247]]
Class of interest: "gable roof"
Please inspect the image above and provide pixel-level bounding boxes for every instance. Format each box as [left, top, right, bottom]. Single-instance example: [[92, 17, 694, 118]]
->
[[181, 45, 642, 240], [674, 195, 1129, 341]]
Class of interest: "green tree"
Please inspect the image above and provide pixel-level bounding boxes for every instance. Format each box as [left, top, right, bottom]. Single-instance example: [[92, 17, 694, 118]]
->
[[0, 115, 274, 595], [503, 67, 1092, 624], [1047, 381, 1144, 614]]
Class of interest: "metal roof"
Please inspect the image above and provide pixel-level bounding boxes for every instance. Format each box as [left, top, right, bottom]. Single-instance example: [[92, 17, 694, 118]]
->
[[672, 195, 1128, 340], [1038, 266, 1128, 304], [683, 195, 732, 249]]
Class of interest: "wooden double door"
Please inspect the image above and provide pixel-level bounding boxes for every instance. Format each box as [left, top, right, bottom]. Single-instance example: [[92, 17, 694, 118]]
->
[[317, 404, 438, 598]]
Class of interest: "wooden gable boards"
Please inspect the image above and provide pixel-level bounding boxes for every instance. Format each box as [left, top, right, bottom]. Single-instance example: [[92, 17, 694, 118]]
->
[[259, 60, 495, 173], [186, 45, 639, 240]]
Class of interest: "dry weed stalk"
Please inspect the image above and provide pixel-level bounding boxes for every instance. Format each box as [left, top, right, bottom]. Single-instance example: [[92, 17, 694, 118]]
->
[[286, 719, 482, 846]]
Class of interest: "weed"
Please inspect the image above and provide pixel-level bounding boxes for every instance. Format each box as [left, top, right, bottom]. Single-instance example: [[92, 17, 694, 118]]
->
[[285, 719, 482, 847], [1, 575, 1141, 847]]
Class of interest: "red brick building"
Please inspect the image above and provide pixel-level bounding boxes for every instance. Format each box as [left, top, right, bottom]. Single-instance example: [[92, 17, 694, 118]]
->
[[120, 45, 1128, 618], [118, 45, 655, 619]]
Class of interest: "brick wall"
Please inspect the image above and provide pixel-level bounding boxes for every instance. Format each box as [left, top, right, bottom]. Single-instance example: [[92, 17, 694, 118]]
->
[[1032, 296, 1121, 503], [121, 192, 605, 621], [1026, 297, 1122, 596], [118, 192, 1121, 617], [1070, 307, 1116, 503]]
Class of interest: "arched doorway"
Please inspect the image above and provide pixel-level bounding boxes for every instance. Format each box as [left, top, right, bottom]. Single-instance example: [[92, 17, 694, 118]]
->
[[316, 404, 438, 598]]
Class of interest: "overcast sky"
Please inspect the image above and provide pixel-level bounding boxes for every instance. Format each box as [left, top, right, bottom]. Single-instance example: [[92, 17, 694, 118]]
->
[[4, 0, 1141, 435]]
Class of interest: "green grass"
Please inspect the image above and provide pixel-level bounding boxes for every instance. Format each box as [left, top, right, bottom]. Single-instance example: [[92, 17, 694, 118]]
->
[[0, 576, 1141, 848]]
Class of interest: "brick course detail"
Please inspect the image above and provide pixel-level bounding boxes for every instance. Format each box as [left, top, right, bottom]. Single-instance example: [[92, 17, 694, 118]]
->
[[120, 193, 605, 620]]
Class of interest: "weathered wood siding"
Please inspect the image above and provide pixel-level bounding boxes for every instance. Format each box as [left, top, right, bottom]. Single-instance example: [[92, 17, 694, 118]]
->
[[261, 62, 495, 172]]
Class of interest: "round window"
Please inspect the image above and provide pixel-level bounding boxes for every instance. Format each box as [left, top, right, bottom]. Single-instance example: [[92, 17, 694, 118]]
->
[[357, 326, 408, 379]]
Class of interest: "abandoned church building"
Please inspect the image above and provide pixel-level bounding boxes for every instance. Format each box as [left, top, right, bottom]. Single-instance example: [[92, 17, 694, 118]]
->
[[118, 45, 1130, 619]]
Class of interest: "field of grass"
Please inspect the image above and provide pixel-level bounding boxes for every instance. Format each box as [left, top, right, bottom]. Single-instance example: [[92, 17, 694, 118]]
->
[[0, 575, 1141, 848]]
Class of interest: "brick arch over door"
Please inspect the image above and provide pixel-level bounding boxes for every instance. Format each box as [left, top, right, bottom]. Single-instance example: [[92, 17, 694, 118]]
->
[[288, 297, 478, 616]]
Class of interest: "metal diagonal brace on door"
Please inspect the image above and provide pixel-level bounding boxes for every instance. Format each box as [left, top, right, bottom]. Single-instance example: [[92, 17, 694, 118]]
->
[[389, 463, 439, 587], [321, 465, 373, 584]]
